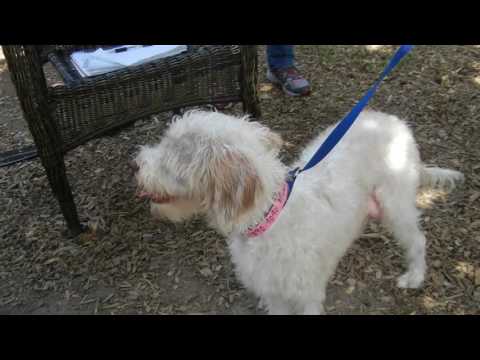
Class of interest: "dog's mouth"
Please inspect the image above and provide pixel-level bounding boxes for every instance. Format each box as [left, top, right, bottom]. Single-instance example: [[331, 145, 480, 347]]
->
[[137, 191, 177, 204]]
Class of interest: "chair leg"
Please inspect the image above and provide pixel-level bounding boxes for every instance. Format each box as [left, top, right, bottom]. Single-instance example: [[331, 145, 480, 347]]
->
[[242, 87, 262, 119], [43, 158, 83, 237], [4, 45, 83, 237], [240, 46, 262, 119]]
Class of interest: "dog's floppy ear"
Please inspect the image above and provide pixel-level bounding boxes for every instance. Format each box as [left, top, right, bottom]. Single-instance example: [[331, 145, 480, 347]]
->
[[198, 145, 263, 224]]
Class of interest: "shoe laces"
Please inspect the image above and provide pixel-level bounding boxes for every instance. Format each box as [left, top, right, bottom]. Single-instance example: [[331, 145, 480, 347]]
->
[[279, 67, 302, 80]]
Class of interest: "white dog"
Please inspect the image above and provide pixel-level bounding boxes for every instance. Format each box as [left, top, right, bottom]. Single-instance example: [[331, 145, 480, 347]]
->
[[133, 110, 463, 315]]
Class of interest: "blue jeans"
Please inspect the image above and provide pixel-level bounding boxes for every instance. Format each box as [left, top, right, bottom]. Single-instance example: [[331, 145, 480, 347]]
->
[[267, 45, 295, 70]]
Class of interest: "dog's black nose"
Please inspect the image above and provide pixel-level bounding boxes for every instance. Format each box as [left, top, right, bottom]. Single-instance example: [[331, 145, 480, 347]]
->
[[129, 160, 140, 173]]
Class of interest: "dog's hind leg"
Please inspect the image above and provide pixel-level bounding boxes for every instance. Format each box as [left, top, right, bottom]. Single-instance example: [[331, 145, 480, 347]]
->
[[377, 187, 426, 289]]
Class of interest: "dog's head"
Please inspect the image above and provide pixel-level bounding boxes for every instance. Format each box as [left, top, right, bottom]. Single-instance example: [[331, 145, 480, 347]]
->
[[133, 110, 284, 229]]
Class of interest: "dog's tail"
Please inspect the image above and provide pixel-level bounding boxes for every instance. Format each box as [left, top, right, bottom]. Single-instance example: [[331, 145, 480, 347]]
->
[[420, 166, 464, 191]]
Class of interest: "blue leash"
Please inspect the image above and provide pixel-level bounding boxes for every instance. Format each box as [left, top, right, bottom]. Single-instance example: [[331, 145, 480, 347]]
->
[[286, 45, 414, 197]]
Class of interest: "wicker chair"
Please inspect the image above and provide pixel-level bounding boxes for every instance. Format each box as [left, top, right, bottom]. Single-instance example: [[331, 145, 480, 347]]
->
[[3, 45, 261, 236]]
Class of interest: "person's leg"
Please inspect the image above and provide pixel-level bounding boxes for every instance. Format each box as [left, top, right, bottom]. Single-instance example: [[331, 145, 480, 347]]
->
[[266, 45, 311, 97], [267, 45, 295, 70]]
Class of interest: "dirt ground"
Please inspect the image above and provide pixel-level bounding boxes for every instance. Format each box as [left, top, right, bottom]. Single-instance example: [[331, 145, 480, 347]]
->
[[0, 45, 479, 315]]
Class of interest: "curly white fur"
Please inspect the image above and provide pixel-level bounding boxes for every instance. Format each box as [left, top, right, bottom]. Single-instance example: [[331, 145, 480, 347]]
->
[[134, 110, 464, 315]]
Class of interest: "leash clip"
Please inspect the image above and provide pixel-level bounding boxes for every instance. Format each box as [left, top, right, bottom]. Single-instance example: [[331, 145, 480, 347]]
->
[[287, 167, 301, 182]]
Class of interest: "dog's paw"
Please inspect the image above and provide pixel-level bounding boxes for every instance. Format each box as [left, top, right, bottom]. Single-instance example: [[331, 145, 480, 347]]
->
[[397, 271, 424, 289], [257, 298, 267, 311]]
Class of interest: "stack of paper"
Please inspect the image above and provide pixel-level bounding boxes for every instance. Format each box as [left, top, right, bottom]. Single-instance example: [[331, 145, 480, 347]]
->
[[70, 45, 188, 77]]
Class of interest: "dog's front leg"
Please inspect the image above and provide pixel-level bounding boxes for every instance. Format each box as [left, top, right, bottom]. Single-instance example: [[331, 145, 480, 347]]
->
[[265, 296, 293, 315], [301, 302, 325, 315]]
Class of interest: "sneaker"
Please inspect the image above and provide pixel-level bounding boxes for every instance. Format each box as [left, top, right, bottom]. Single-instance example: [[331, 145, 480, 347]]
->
[[267, 67, 311, 97]]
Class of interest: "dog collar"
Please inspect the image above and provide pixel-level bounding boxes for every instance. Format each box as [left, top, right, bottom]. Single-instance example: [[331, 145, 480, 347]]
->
[[245, 182, 289, 238]]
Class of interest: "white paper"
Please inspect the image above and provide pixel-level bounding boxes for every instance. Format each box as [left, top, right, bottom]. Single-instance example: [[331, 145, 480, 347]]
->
[[70, 45, 188, 77]]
